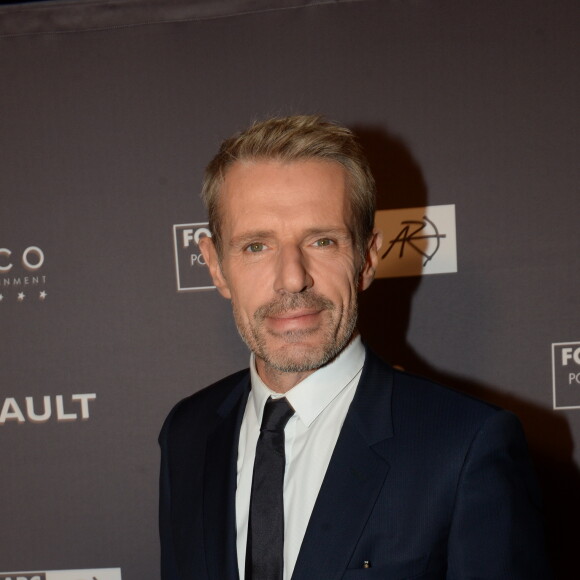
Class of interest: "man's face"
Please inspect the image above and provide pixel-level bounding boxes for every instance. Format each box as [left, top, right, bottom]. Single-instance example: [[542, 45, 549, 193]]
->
[[200, 159, 380, 388]]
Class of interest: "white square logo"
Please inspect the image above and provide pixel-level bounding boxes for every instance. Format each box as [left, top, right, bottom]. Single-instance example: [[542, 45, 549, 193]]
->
[[552, 341, 580, 410], [374, 205, 457, 278], [173, 223, 215, 291]]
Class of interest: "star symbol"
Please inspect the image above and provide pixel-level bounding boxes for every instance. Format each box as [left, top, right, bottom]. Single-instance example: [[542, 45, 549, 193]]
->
[[17, 292, 25, 302], [39, 290, 47, 301]]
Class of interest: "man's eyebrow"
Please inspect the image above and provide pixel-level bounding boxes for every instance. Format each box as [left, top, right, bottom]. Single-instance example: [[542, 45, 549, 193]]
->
[[229, 227, 353, 247], [303, 227, 352, 238], [229, 230, 275, 247]]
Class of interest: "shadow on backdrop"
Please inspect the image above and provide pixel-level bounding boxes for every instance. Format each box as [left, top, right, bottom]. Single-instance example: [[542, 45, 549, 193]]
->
[[355, 126, 578, 579]]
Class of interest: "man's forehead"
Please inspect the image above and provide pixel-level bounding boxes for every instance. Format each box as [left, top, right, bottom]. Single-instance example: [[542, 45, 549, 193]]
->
[[221, 159, 346, 201], [217, 161, 354, 246], [220, 160, 347, 215], [222, 157, 346, 183]]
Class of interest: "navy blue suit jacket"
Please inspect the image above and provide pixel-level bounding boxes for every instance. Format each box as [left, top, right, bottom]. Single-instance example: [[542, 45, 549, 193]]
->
[[159, 348, 551, 579]]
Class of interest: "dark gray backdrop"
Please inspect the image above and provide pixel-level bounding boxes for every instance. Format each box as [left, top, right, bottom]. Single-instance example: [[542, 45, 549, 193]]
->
[[1, 0, 578, 577]]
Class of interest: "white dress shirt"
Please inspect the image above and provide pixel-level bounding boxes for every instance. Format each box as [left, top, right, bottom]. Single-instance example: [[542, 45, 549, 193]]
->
[[236, 336, 366, 580]]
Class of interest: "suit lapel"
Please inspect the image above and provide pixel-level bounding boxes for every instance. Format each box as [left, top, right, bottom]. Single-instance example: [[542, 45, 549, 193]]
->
[[203, 375, 250, 580], [292, 349, 394, 580]]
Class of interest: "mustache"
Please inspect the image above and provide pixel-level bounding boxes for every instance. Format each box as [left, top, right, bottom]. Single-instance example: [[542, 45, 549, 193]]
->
[[253, 291, 335, 321]]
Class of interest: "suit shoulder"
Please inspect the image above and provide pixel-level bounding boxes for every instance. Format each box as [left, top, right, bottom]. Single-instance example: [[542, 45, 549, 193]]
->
[[389, 366, 521, 444], [394, 366, 500, 413], [369, 360, 526, 467], [175, 367, 249, 410], [159, 368, 249, 440], [364, 349, 506, 433]]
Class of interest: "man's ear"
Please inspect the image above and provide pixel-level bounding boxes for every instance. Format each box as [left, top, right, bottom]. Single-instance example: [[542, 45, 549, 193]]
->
[[198, 236, 232, 299], [358, 229, 383, 292]]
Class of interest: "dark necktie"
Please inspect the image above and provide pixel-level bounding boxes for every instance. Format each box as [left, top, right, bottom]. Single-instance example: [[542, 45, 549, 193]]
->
[[245, 396, 295, 580]]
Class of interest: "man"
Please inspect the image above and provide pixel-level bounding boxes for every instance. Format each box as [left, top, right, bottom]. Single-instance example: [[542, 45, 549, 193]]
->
[[159, 115, 551, 579]]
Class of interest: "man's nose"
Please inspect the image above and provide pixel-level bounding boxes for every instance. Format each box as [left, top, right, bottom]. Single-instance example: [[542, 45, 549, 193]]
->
[[273, 245, 313, 294]]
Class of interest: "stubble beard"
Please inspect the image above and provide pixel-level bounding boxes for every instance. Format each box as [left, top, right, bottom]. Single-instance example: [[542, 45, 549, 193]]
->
[[233, 290, 358, 373]]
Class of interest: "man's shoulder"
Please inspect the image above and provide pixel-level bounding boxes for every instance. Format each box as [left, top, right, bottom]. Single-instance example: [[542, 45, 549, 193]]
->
[[179, 367, 250, 408], [361, 350, 526, 466], [363, 348, 507, 430], [393, 366, 499, 414], [160, 368, 250, 439]]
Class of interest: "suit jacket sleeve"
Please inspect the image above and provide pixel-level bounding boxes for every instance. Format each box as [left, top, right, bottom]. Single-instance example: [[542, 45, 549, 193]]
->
[[446, 410, 551, 579]]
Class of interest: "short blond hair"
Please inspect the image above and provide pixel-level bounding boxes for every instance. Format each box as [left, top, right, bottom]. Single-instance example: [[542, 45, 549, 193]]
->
[[201, 115, 376, 257]]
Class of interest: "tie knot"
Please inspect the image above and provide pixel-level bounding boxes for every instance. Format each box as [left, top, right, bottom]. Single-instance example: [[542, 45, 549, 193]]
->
[[261, 397, 294, 432]]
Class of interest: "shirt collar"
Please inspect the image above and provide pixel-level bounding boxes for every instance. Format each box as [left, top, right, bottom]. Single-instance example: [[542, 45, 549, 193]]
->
[[249, 335, 365, 428]]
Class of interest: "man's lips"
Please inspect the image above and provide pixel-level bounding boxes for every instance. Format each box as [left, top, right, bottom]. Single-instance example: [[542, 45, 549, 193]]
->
[[269, 308, 321, 320], [266, 309, 322, 331]]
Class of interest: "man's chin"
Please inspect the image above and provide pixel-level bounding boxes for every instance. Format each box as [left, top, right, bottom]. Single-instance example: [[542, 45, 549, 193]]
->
[[260, 342, 338, 374], [268, 327, 318, 343]]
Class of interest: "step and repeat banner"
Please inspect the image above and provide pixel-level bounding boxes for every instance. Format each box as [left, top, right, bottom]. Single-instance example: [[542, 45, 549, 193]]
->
[[1, 0, 578, 577]]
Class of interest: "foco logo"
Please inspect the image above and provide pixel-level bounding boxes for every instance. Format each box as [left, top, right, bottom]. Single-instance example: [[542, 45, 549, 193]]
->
[[173, 223, 215, 291], [0, 569, 121, 580], [374, 205, 457, 278], [552, 341, 580, 410], [0, 245, 47, 303]]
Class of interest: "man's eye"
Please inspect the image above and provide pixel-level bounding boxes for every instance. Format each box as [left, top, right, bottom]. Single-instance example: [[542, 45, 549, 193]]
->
[[246, 242, 266, 253], [314, 238, 334, 247]]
